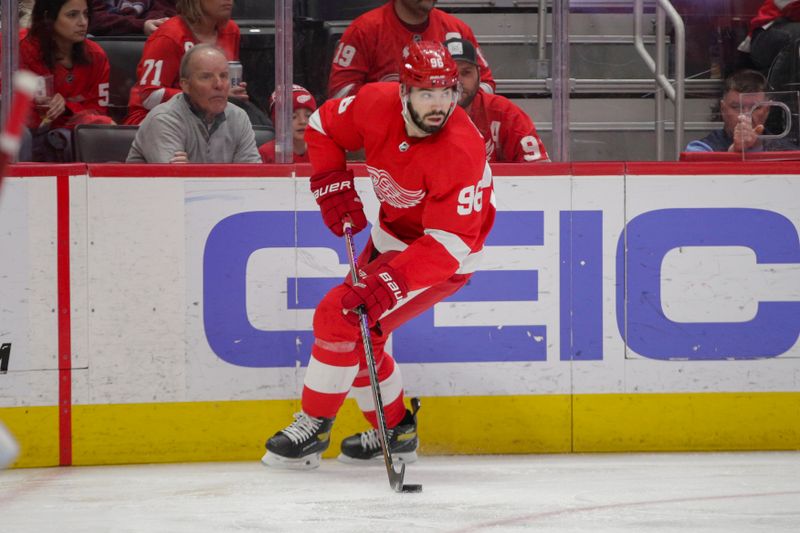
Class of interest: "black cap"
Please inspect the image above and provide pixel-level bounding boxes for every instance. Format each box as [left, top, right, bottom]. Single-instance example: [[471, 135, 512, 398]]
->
[[444, 38, 478, 65]]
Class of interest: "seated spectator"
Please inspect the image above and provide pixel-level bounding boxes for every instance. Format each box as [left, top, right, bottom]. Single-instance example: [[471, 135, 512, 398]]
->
[[259, 84, 317, 163], [20, 0, 114, 162], [739, 1, 800, 88], [445, 38, 548, 163], [126, 43, 260, 163], [89, 0, 177, 37], [124, 0, 246, 125], [685, 69, 798, 152], [328, 0, 495, 99]]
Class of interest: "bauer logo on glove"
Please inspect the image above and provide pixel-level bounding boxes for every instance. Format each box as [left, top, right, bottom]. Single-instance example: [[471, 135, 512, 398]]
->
[[312, 179, 354, 200], [309, 169, 367, 237], [341, 266, 409, 327]]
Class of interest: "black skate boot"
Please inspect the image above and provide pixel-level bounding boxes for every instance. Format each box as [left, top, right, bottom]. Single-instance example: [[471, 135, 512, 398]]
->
[[261, 412, 334, 470], [338, 398, 420, 465]]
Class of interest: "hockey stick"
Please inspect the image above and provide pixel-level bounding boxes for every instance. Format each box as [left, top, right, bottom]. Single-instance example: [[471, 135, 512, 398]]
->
[[0, 71, 38, 193], [343, 219, 422, 494]]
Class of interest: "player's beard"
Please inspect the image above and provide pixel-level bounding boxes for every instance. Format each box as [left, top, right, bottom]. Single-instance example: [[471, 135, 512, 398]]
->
[[407, 101, 448, 134], [459, 86, 478, 109]]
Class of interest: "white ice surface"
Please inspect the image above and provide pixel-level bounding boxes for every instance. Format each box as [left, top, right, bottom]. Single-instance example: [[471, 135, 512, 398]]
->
[[1, 452, 799, 532]]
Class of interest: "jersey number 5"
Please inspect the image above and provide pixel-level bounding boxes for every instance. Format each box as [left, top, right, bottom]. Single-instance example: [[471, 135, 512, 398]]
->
[[98, 82, 110, 106], [457, 184, 483, 215]]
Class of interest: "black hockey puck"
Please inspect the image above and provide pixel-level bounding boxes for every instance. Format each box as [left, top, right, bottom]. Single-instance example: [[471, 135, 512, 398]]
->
[[402, 484, 423, 493]]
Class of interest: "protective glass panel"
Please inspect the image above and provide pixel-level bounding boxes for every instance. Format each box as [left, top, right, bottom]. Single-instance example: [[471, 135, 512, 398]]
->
[[740, 91, 800, 162]]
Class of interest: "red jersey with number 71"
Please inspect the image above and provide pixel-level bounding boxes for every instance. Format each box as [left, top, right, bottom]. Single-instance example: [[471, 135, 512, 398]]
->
[[123, 16, 240, 125], [306, 82, 495, 292]]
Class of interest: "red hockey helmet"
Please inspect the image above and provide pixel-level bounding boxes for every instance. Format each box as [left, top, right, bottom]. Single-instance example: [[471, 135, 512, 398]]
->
[[399, 40, 459, 89]]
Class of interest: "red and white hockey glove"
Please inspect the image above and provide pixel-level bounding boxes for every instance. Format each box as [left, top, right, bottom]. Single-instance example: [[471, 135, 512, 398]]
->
[[309, 169, 367, 237], [342, 265, 408, 327]]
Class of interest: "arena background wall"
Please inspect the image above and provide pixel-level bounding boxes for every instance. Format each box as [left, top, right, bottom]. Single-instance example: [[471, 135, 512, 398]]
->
[[0, 161, 798, 468]]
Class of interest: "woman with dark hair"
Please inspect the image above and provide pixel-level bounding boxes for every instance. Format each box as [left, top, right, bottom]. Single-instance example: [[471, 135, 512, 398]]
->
[[123, 0, 247, 125], [20, 0, 113, 160]]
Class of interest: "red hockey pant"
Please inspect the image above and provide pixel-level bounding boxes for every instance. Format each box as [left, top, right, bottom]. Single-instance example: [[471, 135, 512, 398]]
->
[[301, 240, 470, 429]]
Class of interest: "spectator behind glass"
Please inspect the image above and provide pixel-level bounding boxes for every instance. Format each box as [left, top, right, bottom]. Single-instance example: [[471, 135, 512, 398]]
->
[[445, 38, 548, 163], [21, 0, 113, 161], [126, 43, 260, 163], [327, 0, 495, 99], [259, 84, 317, 163], [739, 1, 800, 83], [123, 0, 246, 125], [89, 0, 177, 36], [685, 69, 798, 153]]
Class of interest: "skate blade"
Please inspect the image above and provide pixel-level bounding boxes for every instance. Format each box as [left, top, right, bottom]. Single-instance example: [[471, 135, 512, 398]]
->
[[336, 450, 417, 466], [261, 450, 321, 470]]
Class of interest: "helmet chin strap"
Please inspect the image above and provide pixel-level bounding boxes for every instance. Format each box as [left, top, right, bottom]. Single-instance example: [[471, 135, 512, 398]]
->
[[400, 84, 460, 138]]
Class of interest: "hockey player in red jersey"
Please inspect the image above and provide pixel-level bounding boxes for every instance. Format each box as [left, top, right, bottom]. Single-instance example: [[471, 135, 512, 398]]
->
[[124, 0, 243, 125], [263, 41, 495, 469], [328, 0, 495, 99], [445, 38, 549, 163]]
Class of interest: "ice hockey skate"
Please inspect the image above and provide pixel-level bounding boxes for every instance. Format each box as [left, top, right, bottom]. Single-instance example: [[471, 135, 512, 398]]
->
[[338, 404, 419, 465], [261, 412, 334, 470]]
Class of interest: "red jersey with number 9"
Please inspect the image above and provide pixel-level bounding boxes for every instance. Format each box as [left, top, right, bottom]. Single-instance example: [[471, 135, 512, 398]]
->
[[306, 82, 495, 292], [467, 90, 549, 163], [123, 16, 240, 125]]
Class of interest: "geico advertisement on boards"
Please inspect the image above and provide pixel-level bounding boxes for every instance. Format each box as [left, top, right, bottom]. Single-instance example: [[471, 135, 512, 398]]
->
[[183, 172, 800, 402]]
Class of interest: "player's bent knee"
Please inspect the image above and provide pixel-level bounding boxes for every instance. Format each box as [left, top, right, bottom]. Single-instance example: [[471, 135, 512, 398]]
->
[[313, 284, 358, 336]]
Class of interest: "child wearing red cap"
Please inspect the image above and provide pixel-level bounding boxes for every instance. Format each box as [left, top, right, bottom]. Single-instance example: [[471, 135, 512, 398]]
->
[[259, 84, 317, 163]]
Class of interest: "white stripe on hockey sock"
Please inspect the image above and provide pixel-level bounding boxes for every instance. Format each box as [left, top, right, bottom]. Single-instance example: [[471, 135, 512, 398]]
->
[[314, 337, 357, 353], [304, 355, 358, 395], [351, 363, 403, 412]]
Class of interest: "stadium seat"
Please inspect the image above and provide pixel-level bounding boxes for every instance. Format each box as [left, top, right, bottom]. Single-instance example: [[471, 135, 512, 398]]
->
[[92, 36, 146, 124], [232, 0, 275, 20], [74, 124, 138, 162], [302, 0, 383, 20], [253, 125, 275, 146], [74, 124, 274, 163]]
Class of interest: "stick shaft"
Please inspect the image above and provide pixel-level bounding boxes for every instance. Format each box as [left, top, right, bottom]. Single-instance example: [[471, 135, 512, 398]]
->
[[342, 221, 405, 491]]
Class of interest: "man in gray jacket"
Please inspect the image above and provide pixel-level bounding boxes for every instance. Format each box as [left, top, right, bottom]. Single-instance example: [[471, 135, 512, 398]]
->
[[127, 43, 261, 163]]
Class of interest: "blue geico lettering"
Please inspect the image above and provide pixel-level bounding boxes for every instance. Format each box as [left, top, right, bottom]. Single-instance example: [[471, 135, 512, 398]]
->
[[203, 207, 800, 367], [617, 208, 800, 360], [203, 211, 543, 367]]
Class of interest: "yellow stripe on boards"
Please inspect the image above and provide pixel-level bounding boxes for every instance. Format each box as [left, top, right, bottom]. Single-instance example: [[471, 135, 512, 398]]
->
[[573, 392, 800, 452], [0, 406, 59, 468], [3, 392, 800, 467]]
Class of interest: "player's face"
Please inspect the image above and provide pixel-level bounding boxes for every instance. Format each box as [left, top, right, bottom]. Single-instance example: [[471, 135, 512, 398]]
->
[[397, 0, 437, 17], [53, 0, 89, 46], [720, 90, 769, 136], [407, 86, 456, 134], [201, 0, 234, 23], [181, 50, 231, 119], [292, 108, 313, 143], [456, 61, 480, 108]]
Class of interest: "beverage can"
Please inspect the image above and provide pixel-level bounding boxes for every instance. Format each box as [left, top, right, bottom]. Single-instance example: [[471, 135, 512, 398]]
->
[[228, 61, 243, 86]]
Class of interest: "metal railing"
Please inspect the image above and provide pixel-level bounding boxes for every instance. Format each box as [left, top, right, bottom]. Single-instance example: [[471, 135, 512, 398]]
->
[[633, 0, 685, 160]]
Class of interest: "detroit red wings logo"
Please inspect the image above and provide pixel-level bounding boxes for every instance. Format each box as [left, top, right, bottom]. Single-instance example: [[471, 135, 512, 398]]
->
[[367, 165, 425, 208]]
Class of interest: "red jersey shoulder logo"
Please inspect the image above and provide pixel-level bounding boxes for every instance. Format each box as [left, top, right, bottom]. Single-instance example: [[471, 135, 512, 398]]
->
[[367, 165, 425, 208]]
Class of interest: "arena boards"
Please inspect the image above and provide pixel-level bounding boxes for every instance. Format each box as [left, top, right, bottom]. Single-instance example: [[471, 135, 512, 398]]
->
[[1, 161, 798, 466]]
